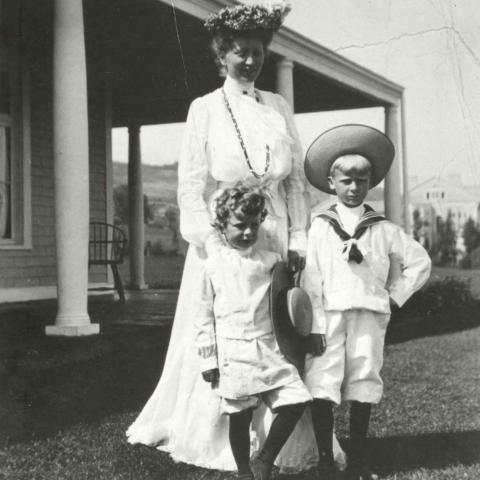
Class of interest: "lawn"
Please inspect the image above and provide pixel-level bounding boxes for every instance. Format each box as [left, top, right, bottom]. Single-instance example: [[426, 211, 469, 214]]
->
[[1, 302, 479, 479]]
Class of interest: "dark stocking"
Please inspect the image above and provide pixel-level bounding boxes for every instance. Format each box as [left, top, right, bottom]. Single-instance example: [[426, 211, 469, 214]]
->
[[229, 408, 253, 475], [311, 398, 335, 465], [258, 402, 307, 465], [349, 401, 372, 468]]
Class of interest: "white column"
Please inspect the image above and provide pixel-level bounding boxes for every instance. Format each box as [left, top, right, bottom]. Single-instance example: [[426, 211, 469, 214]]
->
[[46, 0, 99, 336], [275, 57, 294, 108], [400, 97, 410, 232], [275, 56, 314, 220], [384, 104, 403, 226], [128, 125, 147, 289]]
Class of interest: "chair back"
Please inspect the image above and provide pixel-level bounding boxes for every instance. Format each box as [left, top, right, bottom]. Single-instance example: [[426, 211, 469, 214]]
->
[[89, 222, 127, 265]]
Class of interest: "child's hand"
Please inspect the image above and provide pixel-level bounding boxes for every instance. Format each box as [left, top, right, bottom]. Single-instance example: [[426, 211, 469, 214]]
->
[[287, 250, 306, 273], [202, 368, 220, 387], [307, 334, 327, 356]]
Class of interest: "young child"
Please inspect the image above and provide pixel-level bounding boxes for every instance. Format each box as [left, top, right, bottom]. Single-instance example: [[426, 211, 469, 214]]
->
[[195, 186, 312, 480], [303, 125, 432, 480]]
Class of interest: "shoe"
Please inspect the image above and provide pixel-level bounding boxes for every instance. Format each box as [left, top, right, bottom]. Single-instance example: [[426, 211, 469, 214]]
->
[[237, 473, 254, 480], [250, 455, 272, 480], [317, 460, 342, 479], [344, 464, 379, 480]]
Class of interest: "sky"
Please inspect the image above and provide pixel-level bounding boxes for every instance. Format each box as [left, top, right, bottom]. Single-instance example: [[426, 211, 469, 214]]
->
[[112, 0, 480, 187]]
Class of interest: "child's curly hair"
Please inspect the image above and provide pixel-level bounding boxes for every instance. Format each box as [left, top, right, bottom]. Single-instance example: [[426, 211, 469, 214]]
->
[[212, 187, 268, 231]]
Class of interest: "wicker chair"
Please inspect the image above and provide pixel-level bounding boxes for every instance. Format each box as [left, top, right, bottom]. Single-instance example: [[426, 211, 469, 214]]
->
[[88, 222, 127, 303]]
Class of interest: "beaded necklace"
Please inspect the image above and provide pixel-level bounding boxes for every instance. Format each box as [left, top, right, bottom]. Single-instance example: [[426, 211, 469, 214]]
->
[[222, 88, 270, 179]]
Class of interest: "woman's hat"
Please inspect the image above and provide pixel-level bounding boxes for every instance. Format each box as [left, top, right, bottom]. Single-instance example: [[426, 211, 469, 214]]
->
[[204, 2, 291, 35], [270, 261, 312, 375], [304, 124, 395, 194]]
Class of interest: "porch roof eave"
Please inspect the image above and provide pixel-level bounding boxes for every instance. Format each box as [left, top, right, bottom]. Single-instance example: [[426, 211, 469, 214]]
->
[[162, 0, 404, 106]]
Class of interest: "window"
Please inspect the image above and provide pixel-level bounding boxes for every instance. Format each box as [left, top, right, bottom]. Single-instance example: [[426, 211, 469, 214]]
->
[[0, 0, 31, 248], [0, 71, 12, 240]]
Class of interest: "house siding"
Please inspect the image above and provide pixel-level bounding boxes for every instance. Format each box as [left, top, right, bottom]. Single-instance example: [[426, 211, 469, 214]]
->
[[0, 1, 108, 292]]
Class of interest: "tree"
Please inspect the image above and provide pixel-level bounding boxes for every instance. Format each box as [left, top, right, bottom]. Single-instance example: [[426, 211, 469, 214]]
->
[[412, 209, 430, 244], [164, 205, 180, 254], [113, 184, 153, 225], [434, 211, 457, 266], [462, 217, 480, 254]]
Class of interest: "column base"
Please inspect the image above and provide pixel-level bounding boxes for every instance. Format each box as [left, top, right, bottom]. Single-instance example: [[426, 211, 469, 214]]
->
[[127, 283, 149, 291], [45, 323, 100, 337]]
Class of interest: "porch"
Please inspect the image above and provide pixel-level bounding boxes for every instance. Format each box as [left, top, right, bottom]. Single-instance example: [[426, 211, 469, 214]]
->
[[1, 0, 407, 335], [0, 289, 178, 344]]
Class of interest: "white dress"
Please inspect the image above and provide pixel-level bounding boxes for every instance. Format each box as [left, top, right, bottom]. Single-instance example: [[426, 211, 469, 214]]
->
[[126, 76, 345, 472]]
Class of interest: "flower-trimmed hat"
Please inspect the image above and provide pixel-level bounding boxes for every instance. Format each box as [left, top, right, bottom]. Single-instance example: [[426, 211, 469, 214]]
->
[[204, 2, 291, 35], [304, 124, 395, 194]]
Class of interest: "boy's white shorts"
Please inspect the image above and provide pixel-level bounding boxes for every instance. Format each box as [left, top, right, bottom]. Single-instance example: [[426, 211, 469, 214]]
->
[[304, 309, 390, 405], [220, 376, 312, 415]]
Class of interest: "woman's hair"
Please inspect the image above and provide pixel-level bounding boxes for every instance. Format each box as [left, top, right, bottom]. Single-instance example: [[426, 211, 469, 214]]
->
[[212, 187, 268, 231], [210, 30, 271, 77], [329, 154, 372, 177]]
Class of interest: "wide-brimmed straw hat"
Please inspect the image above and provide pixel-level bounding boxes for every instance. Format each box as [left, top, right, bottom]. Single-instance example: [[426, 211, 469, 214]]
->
[[304, 124, 395, 194], [270, 262, 312, 375]]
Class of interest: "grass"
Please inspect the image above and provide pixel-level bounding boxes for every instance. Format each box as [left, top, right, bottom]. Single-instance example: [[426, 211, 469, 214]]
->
[[1, 300, 479, 479]]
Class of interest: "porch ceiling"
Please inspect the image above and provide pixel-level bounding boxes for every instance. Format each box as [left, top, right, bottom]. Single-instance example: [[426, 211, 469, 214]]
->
[[84, 0, 397, 128]]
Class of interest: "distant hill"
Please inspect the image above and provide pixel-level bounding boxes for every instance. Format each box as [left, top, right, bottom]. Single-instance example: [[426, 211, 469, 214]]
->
[[113, 161, 384, 207], [113, 162, 179, 203]]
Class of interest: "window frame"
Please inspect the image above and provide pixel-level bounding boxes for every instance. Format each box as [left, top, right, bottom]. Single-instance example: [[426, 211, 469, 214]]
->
[[0, 0, 31, 250]]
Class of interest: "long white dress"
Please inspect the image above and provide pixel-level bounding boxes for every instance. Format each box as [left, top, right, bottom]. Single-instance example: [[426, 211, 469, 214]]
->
[[126, 76, 345, 472]]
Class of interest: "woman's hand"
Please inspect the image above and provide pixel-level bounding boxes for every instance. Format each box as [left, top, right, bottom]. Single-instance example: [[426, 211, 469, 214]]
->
[[287, 250, 306, 273], [201, 368, 220, 388]]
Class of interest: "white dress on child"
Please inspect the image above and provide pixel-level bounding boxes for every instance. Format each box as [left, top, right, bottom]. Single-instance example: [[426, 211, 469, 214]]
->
[[126, 76, 345, 472]]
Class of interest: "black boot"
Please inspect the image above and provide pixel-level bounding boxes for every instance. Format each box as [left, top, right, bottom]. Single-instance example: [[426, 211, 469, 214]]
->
[[345, 402, 378, 480]]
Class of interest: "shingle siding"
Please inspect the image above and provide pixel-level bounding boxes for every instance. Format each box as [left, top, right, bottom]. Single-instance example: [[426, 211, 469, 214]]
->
[[0, 3, 108, 291]]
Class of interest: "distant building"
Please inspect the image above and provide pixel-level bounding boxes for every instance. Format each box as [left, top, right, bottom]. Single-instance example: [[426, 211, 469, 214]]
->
[[409, 176, 480, 252]]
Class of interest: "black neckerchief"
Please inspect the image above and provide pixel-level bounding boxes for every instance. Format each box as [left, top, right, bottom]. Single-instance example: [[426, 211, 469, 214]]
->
[[317, 204, 386, 263]]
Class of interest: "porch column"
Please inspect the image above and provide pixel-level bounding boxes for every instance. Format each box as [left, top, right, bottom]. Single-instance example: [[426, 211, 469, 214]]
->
[[128, 125, 147, 289], [46, 0, 99, 336], [400, 97, 410, 232], [275, 57, 294, 108], [384, 103, 403, 226]]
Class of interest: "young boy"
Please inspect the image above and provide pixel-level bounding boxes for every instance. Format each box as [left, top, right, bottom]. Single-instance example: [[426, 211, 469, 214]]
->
[[195, 187, 312, 480], [303, 125, 431, 480]]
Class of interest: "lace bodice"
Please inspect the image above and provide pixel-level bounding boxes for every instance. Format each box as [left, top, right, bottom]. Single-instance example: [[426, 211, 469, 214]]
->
[[177, 80, 307, 252]]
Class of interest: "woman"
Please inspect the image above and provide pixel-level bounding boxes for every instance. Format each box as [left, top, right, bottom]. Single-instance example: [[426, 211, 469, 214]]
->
[[127, 3, 344, 473]]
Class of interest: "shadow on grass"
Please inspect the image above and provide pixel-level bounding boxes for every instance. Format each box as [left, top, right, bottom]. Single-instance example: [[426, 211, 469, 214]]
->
[[275, 431, 480, 479], [364, 430, 480, 477], [386, 304, 480, 345], [0, 324, 171, 446]]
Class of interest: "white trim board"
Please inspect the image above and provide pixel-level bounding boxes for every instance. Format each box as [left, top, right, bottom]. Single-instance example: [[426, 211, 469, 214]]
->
[[0, 283, 113, 303]]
